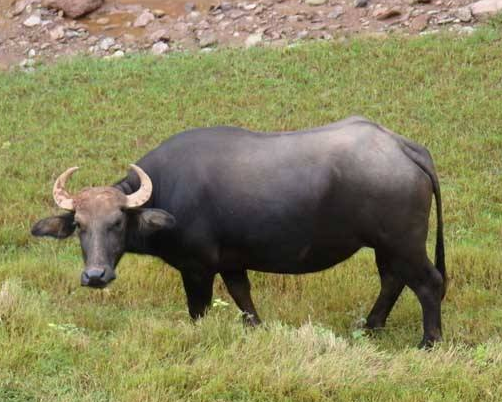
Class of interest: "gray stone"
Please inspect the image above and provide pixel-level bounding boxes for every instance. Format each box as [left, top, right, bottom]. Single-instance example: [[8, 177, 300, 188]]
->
[[187, 11, 202, 20], [354, 0, 368, 7], [229, 10, 245, 19], [96, 17, 110, 25], [27, 48, 36, 58], [306, 0, 327, 6], [99, 37, 115, 51], [149, 29, 170, 43], [198, 32, 218, 47], [245, 32, 262, 47], [470, 0, 502, 16], [12, 0, 32, 16], [19, 58, 36, 67], [133, 10, 155, 27], [455, 7, 473, 22], [243, 3, 257, 10], [437, 17, 455, 24], [111, 50, 125, 58], [459, 26, 475, 34], [65, 29, 80, 39], [328, 5, 344, 19], [151, 41, 169, 54], [152, 9, 166, 17], [297, 30, 309, 39], [23, 14, 41, 27], [373, 6, 401, 20], [49, 25, 65, 41], [185, 2, 196, 12], [410, 13, 430, 31]]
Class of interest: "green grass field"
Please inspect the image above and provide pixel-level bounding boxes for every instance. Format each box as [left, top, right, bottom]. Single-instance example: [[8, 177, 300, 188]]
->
[[1, 27, 502, 401]]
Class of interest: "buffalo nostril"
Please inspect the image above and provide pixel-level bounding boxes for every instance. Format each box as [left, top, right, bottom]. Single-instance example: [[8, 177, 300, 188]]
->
[[82, 269, 107, 287]]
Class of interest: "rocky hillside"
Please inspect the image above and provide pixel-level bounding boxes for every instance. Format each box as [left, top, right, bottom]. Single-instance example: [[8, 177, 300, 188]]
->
[[0, 0, 500, 70]]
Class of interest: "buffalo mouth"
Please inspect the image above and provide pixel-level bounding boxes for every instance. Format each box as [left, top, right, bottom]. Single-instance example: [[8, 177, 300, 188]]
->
[[81, 269, 116, 288]]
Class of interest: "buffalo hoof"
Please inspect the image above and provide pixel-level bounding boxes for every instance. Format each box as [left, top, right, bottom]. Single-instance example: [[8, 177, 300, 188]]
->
[[418, 336, 442, 349], [242, 313, 261, 327]]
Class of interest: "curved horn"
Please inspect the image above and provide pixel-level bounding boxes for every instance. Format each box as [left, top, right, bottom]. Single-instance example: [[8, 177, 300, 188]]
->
[[125, 164, 153, 208], [53, 167, 79, 211]]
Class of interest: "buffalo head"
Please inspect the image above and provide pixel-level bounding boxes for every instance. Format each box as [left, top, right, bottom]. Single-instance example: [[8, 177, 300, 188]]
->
[[31, 165, 175, 288]]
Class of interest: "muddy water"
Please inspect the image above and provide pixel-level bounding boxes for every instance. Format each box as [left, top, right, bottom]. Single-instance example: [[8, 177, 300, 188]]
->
[[113, 0, 218, 17], [83, 0, 225, 37]]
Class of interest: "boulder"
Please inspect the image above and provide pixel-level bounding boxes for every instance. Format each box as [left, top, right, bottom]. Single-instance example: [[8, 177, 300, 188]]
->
[[469, 0, 502, 16], [42, 0, 103, 19], [133, 10, 155, 27]]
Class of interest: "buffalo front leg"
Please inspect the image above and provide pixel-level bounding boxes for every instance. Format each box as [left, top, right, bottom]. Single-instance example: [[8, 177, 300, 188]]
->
[[181, 270, 215, 321], [221, 270, 261, 327]]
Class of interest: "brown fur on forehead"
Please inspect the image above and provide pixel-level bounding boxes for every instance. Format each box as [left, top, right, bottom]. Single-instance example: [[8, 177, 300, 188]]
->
[[73, 187, 127, 212]]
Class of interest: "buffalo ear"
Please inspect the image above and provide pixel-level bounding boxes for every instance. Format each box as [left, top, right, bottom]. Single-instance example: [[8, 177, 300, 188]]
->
[[132, 208, 176, 233], [31, 213, 76, 239]]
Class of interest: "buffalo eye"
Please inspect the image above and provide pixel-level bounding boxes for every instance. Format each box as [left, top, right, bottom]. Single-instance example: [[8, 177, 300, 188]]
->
[[110, 219, 123, 231]]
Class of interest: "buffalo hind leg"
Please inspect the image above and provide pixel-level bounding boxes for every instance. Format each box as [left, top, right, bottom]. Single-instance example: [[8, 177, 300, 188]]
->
[[181, 270, 215, 321], [375, 252, 443, 348], [221, 270, 261, 327], [404, 256, 443, 348], [366, 251, 405, 330]]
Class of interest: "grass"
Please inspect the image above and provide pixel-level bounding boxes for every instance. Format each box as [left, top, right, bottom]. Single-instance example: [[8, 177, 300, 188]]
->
[[1, 27, 502, 401]]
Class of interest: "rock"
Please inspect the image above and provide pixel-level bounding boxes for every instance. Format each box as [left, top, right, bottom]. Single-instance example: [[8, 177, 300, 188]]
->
[[198, 32, 218, 47], [187, 11, 202, 20], [297, 29, 309, 39], [455, 7, 472, 22], [111, 50, 125, 58], [198, 20, 211, 29], [408, 0, 431, 3], [12, 0, 32, 16], [245, 32, 262, 47], [354, 0, 368, 7], [185, 2, 196, 12], [27, 48, 36, 58], [306, 0, 327, 6], [410, 13, 430, 31], [217, 2, 233, 12], [99, 36, 115, 51], [149, 29, 170, 42], [41, 0, 103, 19], [459, 26, 475, 34], [19, 58, 35, 68], [23, 14, 41, 27], [229, 10, 245, 19], [151, 41, 169, 54], [65, 29, 80, 39], [328, 5, 344, 19], [470, 0, 502, 16], [311, 22, 327, 30], [122, 33, 136, 43], [133, 10, 155, 27], [437, 16, 455, 24], [152, 9, 166, 17], [373, 6, 401, 20], [40, 42, 51, 49], [96, 17, 110, 25], [243, 3, 257, 10]]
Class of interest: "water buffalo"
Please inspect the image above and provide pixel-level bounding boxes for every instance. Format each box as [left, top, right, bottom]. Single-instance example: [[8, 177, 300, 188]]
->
[[32, 116, 446, 347]]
